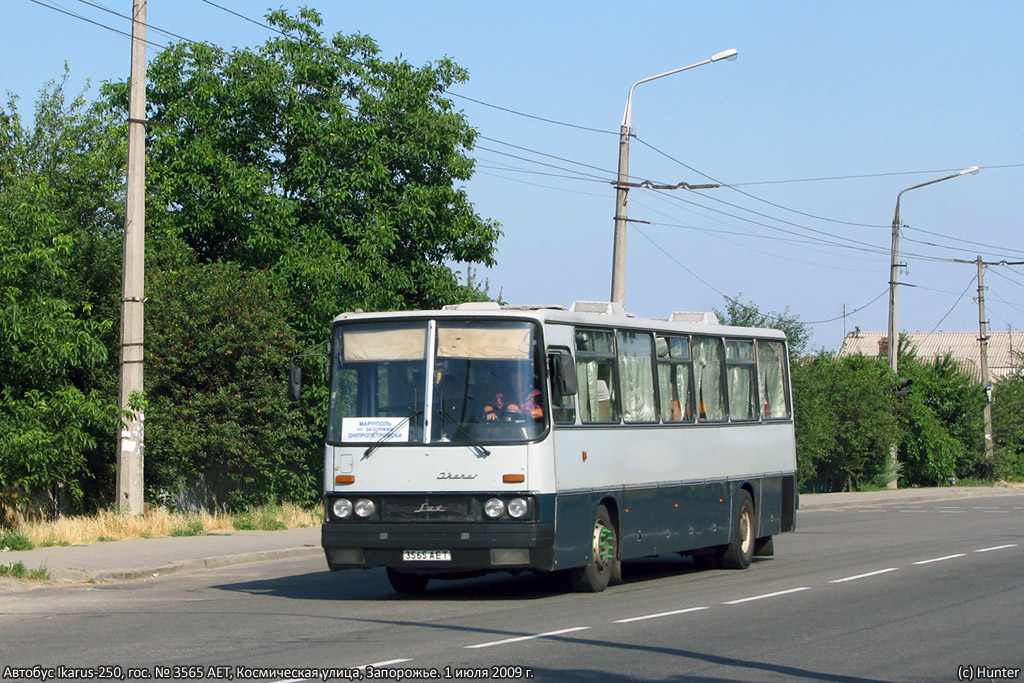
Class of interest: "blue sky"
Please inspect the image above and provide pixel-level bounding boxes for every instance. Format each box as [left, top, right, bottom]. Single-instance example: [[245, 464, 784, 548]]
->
[[4, 1, 1023, 351]]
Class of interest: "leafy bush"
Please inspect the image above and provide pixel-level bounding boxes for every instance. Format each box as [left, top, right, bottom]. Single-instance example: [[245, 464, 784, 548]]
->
[[792, 353, 899, 492], [0, 530, 34, 551], [896, 351, 985, 486]]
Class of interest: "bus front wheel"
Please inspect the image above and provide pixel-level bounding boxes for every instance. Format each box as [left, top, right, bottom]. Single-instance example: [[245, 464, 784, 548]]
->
[[719, 490, 755, 570], [570, 505, 617, 592]]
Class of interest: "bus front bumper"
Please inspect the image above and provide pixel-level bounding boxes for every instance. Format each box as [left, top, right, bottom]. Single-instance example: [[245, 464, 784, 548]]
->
[[321, 521, 555, 573]]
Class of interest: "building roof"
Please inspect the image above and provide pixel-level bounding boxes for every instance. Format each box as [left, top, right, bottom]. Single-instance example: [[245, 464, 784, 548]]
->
[[838, 331, 1024, 383]]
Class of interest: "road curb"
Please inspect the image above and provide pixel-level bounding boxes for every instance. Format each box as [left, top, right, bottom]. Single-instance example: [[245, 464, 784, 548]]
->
[[48, 545, 323, 583], [798, 486, 1023, 511]]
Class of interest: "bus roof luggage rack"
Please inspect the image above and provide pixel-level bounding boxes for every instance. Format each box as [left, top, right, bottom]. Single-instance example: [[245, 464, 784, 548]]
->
[[442, 302, 502, 311], [571, 300, 631, 317], [670, 311, 720, 324]]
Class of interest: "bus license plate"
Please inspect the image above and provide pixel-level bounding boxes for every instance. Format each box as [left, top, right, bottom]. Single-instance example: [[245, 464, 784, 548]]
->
[[403, 550, 451, 561]]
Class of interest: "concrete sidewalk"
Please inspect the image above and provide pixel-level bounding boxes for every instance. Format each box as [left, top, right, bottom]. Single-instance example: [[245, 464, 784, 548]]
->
[[1, 486, 1021, 589], [798, 484, 1024, 510], [2, 525, 322, 585]]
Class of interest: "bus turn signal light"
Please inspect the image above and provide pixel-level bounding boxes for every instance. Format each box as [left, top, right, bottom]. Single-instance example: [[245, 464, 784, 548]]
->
[[503, 474, 525, 483], [336, 475, 355, 485]]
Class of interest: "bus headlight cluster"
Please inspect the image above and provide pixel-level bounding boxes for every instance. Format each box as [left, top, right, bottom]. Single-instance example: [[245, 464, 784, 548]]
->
[[332, 498, 376, 520], [484, 497, 530, 520]]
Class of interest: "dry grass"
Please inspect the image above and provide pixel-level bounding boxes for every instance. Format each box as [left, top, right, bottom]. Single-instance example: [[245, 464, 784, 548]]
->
[[17, 503, 321, 547]]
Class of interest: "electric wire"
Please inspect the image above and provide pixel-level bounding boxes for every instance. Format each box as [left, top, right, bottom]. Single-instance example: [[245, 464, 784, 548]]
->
[[27, 0, 167, 50], [632, 225, 727, 298], [727, 163, 1024, 186], [476, 135, 618, 178], [72, 0, 202, 46], [903, 226, 1024, 259], [633, 135, 889, 229], [802, 290, 888, 325], [447, 92, 616, 136], [930, 274, 977, 333]]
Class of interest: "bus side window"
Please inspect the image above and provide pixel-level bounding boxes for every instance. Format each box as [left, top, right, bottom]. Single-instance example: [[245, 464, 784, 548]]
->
[[692, 337, 726, 421], [657, 336, 695, 423], [617, 330, 657, 423], [726, 340, 759, 421], [575, 329, 619, 423], [757, 340, 790, 419]]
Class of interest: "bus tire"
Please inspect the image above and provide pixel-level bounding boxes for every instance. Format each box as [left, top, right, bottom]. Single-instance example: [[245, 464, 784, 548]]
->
[[387, 568, 430, 594], [569, 504, 617, 592], [720, 490, 755, 570]]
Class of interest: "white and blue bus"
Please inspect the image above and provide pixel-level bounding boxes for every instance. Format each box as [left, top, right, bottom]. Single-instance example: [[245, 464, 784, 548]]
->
[[317, 301, 797, 593]]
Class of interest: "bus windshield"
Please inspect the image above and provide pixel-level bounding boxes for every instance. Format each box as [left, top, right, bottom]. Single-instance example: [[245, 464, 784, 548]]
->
[[327, 319, 545, 445]]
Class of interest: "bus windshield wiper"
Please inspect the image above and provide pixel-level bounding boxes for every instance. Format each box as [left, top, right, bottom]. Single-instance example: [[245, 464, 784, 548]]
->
[[362, 410, 420, 458], [438, 407, 491, 457]]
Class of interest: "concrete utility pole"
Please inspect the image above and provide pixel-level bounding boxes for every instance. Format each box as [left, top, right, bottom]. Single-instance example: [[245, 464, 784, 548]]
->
[[610, 49, 737, 306], [976, 255, 995, 472], [955, 256, 1024, 476], [117, 0, 147, 514], [885, 166, 978, 488]]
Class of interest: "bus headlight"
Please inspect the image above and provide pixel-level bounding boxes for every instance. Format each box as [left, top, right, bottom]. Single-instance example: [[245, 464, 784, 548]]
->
[[354, 498, 376, 518], [484, 498, 505, 519], [332, 498, 353, 519], [507, 497, 529, 519]]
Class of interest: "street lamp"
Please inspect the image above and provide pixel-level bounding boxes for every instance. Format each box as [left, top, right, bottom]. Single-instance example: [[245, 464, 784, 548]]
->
[[610, 49, 738, 306], [885, 164, 978, 488], [886, 165, 979, 375]]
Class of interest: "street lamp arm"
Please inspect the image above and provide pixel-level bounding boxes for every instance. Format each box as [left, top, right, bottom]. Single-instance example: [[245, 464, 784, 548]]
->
[[621, 49, 738, 128], [892, 167, 979, 230]]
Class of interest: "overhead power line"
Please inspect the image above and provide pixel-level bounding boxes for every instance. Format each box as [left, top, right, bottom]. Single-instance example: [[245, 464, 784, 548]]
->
[[728, 163, 1024, 186], [27, 0, 166, 49], [633, 135, 887, 229], [72, 0, 199, 46], [804, 290, 888, 325]]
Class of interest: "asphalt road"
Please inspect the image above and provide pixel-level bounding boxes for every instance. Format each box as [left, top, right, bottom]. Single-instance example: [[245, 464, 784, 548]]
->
[[2, 494, 1023, 682]]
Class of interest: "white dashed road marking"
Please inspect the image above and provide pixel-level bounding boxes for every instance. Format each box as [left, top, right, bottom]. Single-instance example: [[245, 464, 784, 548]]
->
[[613, 606, 709, 623], [465, 626, 591, 649], [723, 587, 811, 605], [829, 568, 899, 583], [913, 553, 966, 565]]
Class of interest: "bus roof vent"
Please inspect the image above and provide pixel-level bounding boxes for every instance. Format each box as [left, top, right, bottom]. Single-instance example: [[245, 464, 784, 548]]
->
[[442, 301, 502, 311], [670, 311, 720, 324], [571, 300, 629, 317]]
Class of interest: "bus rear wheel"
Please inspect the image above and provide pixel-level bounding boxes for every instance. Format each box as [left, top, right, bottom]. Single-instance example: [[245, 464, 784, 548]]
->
[[570, 505, 617, 592], [720, 490, 755, 570], [387, 568, 430, 594]]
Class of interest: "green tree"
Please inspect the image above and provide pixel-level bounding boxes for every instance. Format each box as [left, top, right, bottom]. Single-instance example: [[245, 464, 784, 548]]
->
[[145, 259, 319, 509], [99, 7, 500, 342], [5, 12, 503, 517], [89, 9, 500, 510], [0, 76, 123, 522]]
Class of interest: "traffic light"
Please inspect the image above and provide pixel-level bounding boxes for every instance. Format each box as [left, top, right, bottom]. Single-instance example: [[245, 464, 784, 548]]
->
[[895, 378, 913, 398]]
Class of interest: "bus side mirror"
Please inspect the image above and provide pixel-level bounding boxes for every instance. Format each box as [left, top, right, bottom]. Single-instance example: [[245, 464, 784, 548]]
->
[[551, 352, 578, 396], [288, 365, 303, 401]]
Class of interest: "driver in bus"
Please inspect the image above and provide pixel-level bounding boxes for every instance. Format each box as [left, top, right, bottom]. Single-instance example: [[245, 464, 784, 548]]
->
[[484, 379, 542, 422]]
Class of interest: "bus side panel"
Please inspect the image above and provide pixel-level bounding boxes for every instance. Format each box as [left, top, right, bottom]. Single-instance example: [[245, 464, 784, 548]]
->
[[618, 486, 662, 557], [757, 474, 784, 538], [552, 491, 612, 570]]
